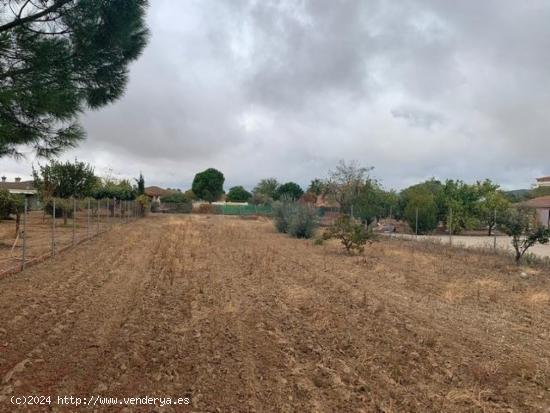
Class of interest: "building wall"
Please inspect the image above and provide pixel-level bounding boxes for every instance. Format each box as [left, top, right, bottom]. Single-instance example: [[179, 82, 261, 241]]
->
[[537, 181, 550, 188], [536, 208, 550, 228]]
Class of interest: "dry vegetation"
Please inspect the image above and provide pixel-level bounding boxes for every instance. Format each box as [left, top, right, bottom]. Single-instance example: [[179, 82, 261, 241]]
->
[[0, 209, 128, 276], [0, 214, 549, 412]]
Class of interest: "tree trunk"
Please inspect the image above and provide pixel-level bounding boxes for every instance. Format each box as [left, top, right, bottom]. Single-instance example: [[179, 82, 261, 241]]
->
[[515, 249, 522, 264]]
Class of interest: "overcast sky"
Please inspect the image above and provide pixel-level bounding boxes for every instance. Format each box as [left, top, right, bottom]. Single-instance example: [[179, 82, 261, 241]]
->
[[3, 0, 550, 191]]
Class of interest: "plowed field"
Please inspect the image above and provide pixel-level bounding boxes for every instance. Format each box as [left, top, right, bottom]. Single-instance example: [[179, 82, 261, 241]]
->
[[0, 214, 549, 412]]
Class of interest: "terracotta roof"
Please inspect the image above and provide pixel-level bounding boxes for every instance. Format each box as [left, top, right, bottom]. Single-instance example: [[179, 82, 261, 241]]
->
[[144, 186, 171, 197], [522, 196, 550, 208], [536, 176, 550, 182], [0, 180, 35, 191]]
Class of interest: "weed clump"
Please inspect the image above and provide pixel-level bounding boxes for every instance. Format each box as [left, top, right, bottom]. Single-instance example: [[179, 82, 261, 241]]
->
[[273, 197, 318, 239], [323, 215, 375, 254]]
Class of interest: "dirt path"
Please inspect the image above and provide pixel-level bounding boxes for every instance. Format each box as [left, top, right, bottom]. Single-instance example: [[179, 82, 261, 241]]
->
[[0, 215, 549, 412]]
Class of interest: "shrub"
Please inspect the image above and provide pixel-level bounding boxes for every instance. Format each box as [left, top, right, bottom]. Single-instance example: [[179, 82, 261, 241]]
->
[[499, 206, 550, 263], [137, 194, 150, 216], [287, 204, 318, 238], [273, 198, 318, 238], [323, 215, 374, 254], [173, 202, 193, 214], [272, 199, 293, 233], [0, 189, 22, 220], [161, 191, 188, 203]]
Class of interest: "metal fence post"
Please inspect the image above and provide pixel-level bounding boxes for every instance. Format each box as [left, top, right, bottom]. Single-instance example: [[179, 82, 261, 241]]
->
[[21, 198, 27, 270], [493, 208, 497, 251], [106, 198, 110, 230], [52, 198, 56, 256], [449, 207, 453, 245], [415, 207, 418, 239], [87, 198, 91, 240], [72, 197, 76, 245], [97, 198, 100, 234]]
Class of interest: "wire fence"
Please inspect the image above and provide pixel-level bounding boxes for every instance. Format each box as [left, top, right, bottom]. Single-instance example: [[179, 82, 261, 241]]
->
[[217, 204, 273, 216], [0, 197, 143, 277]]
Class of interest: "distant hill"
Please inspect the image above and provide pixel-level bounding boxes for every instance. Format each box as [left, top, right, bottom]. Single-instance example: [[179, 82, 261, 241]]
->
[[504, 189, 531, 202]]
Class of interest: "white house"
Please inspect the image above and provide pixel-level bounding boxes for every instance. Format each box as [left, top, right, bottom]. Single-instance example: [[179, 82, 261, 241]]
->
[[0, 176, 39, 208], [534, 176, 550, 188]]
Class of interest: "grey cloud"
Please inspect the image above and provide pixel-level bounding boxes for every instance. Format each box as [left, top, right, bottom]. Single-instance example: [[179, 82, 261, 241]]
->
[[3, 0, 550, 191]]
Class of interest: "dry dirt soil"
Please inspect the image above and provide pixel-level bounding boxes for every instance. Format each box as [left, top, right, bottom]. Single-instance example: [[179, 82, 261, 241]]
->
[[0, 214, 549, 412], [0, 209, 129, 275]]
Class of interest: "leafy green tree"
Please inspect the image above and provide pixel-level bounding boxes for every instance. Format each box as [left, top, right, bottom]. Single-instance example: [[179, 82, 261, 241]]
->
[[252, 178, 279, 203], [275, 182, 303, 201], [160, 192, 188, 203], [33, 160, 97, 198], [0, 0, 149, 158], [0, 189, 23, 235], [192, 168, 225, 202], [475, 179, 510, 236], [353, 181, 398, 224], [33, 159, 98, 223], [402, 187, 438, 234], [307, 178, 325, 196], [499, 207, 550, 263], [136, 173, 145, 196], [325, 160, 374, 213], [438, 180, 481, 233], [226, 186, 252, 202], [94, 178, 136, 201], [160, 191, 191, 213]]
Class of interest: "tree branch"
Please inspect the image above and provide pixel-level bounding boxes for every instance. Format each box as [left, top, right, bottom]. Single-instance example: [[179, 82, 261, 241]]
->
[[0, 0, 72, 33]]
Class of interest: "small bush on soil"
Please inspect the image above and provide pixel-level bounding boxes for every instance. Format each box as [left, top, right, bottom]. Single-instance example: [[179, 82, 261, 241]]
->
[[323, 215, 375, 254], [272, 198, 293, 233], [273, 197, 318, 238], [137, 194, 150, 216], [288, 204, 318, 238]]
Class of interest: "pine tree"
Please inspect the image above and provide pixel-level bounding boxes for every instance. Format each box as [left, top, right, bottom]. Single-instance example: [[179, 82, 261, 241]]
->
[[0, 1, 149, 158], [137, 172, 145, 196]]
